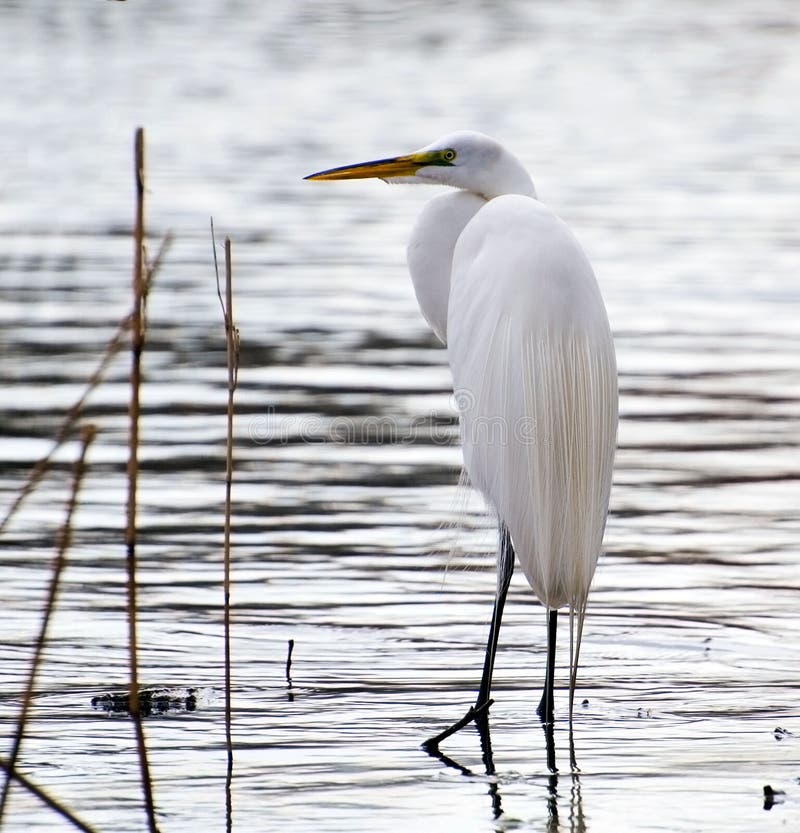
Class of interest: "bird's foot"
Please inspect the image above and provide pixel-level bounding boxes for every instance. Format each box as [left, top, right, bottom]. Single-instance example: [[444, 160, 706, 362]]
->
[[421, 698, 493, 753]]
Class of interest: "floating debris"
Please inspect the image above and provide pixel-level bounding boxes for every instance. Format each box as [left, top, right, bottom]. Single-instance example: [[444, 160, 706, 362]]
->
[[763, 784, 785, 811], [91, 687, 198, 717]]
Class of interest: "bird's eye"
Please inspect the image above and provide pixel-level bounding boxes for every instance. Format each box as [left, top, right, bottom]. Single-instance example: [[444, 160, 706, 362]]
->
[[442, 149, 457, 162]]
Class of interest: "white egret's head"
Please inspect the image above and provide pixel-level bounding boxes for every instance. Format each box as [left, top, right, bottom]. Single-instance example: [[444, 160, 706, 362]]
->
[[305, 131, 536, 200]]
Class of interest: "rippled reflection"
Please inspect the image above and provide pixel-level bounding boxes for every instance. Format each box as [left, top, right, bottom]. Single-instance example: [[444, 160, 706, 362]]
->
[[1, 1, 799, 832]]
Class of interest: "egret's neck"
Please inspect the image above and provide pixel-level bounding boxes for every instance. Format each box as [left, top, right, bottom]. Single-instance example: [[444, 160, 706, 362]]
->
[[481, 163, 537, 201], [405, 143, 537, 343], [407, 191, 486, 344], [474, 147, 537, 201]]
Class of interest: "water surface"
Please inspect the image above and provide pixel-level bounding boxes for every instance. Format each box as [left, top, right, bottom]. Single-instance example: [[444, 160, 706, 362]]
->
[[1, 1, 799, 831]]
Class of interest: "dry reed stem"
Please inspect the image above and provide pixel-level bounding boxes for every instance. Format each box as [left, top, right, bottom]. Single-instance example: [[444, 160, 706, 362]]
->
[[0, 758, 100, 833], [0, 232, 172, 536], [285, 639, 294, 686], [0, 424, 96, 825], [212, 220, 239, 830], [126, 126, 159, 833]]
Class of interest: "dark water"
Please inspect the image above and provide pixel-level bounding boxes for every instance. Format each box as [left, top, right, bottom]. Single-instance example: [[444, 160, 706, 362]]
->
[[1, 1, 799, 831]]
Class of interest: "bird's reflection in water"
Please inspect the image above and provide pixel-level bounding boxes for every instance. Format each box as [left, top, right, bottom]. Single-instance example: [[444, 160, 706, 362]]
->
[[424, 714, 503, 818], [542, 722, 585, 832], [424, 717, 585, 830]]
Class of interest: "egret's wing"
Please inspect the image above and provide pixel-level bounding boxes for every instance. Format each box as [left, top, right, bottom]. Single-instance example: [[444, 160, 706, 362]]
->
[[447, 194, 617, 610]]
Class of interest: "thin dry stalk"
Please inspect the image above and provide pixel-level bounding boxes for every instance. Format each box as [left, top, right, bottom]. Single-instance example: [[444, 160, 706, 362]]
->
[[213, 221, 239, 831], [0, 758, 100, 833], [126, 126, 159, 833], [285, 639, 294, 686], [0, 232, 172, 536], [0, 424, 96, 823]]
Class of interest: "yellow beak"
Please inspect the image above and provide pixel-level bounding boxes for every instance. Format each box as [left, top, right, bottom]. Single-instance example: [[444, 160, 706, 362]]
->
[[304, 153, 425, 182], [304, 148, 453, 182]]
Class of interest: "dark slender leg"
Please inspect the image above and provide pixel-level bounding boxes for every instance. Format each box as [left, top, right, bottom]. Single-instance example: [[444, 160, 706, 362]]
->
[[476, 526, 515, 710], [422, 526, 514, 751], [537, 609, 557, 724], [541, 619, 559, 773]]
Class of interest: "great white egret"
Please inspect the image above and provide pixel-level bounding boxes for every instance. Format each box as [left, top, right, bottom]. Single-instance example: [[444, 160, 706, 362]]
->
[[306, 131, 617, 739]]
